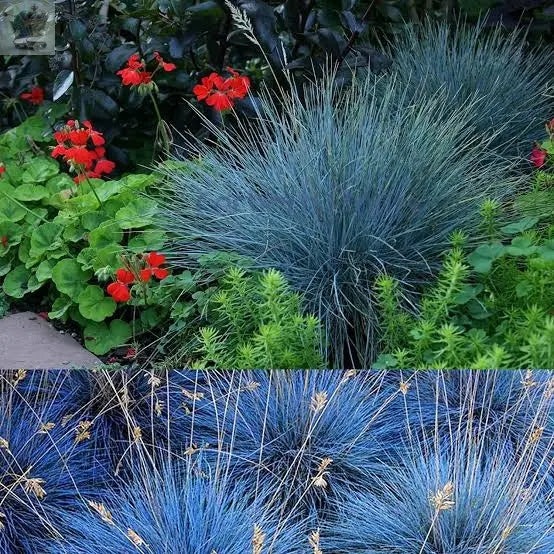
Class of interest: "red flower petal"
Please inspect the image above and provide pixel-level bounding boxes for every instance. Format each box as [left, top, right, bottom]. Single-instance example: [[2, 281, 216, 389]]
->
[[94, 159, 116, 175], [107, 282, 131, 302], [115, 268, 135, 284], [530, 147, 547, 168], [153, 268, 169, 280], [139, 269, 152, 282], [145, 252, 166, 268]]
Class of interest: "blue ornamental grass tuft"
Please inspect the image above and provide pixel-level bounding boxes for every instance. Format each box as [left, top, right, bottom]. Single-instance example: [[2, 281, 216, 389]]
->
[[387, 20, 553, 158], [38, 459, 307, 554], [159, 72, 518, 366], [0, 371, 105, 553], [181, 370, 409, 522], [321, 441, 554, 553]]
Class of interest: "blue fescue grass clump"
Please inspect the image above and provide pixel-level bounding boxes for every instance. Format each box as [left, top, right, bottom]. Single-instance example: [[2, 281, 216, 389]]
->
[[39, 461, 306, 554], [322, 444, 554, 554], [190, 370, 406, 521], [388, 20, 553, 158], [159, 73, 517, 366], [383, 370, 554, 494], [0, 373, 105, 553]]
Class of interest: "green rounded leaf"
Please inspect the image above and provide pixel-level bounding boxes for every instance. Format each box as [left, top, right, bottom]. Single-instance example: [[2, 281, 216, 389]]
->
[[83, 319, 132, 355], [115, 198, 158, 229], [35, 259, 57, 282], [22, 158, 60, 184], [3, 265, 31, 298], [46, 173, 74, 194], [0, 221, 23, 256], [78, 285, 117, 322], [48, 295, 74, 320], [13, 184, 49, 202], [52, 259, 92, 300], [467, 242, 505, 274], [88, 222, 123, 249], [127, 228, 167, 252], [29, 222, 64, 258]]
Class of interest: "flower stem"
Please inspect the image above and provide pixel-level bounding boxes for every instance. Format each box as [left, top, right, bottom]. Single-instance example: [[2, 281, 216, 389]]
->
[[0, 189, 48, 223], [148, 90, 170, 157], [83, 173, 103, 207]]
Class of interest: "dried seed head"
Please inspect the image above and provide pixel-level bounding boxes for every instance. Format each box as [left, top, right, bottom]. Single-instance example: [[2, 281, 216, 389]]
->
[[311, 391, 328, 412], [344, 369, 356, 379], [182, 388, 204, 401], [243, 380, 260, 392], [0, 437, 11, 454], [430, 481, 455, 511], [75, 420, 92, 444], [24, 477, 46, 500], [252, 524, 265, 554], [132, 426, 142, 442], [147, 373, 162, 388], [88, 500, 114, 525], [529, 426, 544, 443], [309, 529, 323, 554], [61, 414, 73, 427], [312, 457, 333, 488], [13, 369, 26, 386], [127, 528, 147, 547], [184, 444, 199, 456], [154, 400, 164, 417], [399, 381, 410, 395], [501, 525, 514, 541], [38, 422, 56, 434], [521, 370, 537, 389]]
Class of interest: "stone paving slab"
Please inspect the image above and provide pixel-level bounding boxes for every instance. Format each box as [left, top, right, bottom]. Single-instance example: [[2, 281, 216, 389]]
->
[[0, 312, 101, 369]]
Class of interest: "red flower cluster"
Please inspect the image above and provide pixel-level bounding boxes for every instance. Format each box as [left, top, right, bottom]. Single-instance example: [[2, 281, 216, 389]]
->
[[106, 253, 169, 303], [51, 120, 115, 183], [193, 68, 250, 112], [20, 86, 44, 106], [117, 52, 176, 91], [0, 165, 5, 176]]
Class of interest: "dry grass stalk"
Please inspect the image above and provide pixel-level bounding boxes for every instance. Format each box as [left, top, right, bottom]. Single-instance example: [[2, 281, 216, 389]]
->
[[147, 373, 161, 388], [184, 444, 199, 456], [309, 529, 323, 554], [252, 524, 265, 554], [430, 481, 455, 511], [61, 414, 73, 427], [225, 0, 257, 46], [88, 500, 114, 525], [243, 380, 261, 392], [23, 477, 46, 500], [127, 528, 147, 547], [521, 370, 537, 389], [154, 400, 164, 417], [311, 391, 328, 413]]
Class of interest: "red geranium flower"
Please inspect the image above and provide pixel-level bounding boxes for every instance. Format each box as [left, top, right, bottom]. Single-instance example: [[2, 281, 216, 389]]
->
[[20, 87, 44, 106], [530, 146, 547, 168], [140, 252, 169, 282], [52, 120, 115, 183], [193, 68, 250, 112], [107, 281, 131, 303], [115, 268, 135, 285], [0, 165, 5, 176], [154, 52, 176, 72]]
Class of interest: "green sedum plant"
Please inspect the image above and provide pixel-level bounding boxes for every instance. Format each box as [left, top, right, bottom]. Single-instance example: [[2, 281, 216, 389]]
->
[[174, 267, 324, 369], [374, 216, 554, 369]]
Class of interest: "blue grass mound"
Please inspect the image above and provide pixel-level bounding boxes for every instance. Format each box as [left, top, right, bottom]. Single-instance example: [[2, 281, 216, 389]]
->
[[322, 444, 553, 553], [38, 461, 305, 554], [388, 21, 554, 158], [160, 74, 516, 366]]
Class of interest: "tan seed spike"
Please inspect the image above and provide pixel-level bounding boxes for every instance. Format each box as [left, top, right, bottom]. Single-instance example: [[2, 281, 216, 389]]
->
[[88, 500, 114, 525], [252, 524, 265, 554], [24, 477, 46, 500], [309, 529, 323, 554], [430, 481, 455, 511], [311, 391, 328, 412], [399, 381, 410, 395], [127, 528, 147, 547], [39, 422, 56, 434]]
